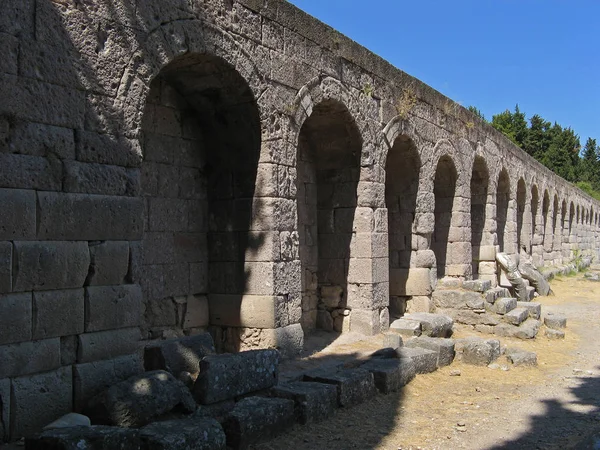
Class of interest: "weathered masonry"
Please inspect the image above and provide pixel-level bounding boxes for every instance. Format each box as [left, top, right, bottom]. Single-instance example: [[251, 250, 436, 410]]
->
[[1, 0, 599, 440]]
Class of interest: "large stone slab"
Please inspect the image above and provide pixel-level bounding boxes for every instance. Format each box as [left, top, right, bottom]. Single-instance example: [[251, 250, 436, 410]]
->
[[544, 314, 567, 329], [85, 370, 196, 428], [458, 338, 500, 366], [222, 397, 295, 450], [0, 188, 36, 240], [270, 381, 337, 424], [404, 336, 456, 367], [494, 319, 541, 340], [360, 358, 416, 393], [144, 333, 216, 376], [26, 426, 141, 449], [504, 307, 529, 326], [140, 416, 226, 450], [396, 347, 438, 374], [389, 318, 421, 337], [517, 301, 541, 319], [303, 368, 377, 407], [505, 348, 538, 367], [84, 285, 142, 332], [193, 350, 279, 404], [494, 297, 517, 315], [32, 289, 84, 339], [0, 292, 32, 345], [403, 312, 453, 337]]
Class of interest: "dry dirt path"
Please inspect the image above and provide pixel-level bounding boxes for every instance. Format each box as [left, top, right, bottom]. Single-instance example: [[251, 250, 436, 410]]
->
[[263, 272, 600, 450]]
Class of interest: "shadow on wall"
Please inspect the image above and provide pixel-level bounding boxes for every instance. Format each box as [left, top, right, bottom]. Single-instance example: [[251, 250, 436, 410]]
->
[[433, 155, 458, 278], [489, 366, 600, 449]]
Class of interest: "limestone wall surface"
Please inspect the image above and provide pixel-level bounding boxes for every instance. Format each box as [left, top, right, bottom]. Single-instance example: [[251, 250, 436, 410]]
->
[[1, 0, 599, 440]]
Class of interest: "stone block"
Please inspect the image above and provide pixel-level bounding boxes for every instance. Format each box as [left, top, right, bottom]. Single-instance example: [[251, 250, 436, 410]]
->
[[183, 294, 209, 328], [85, 370, 196, 428], [459, 338, 501, 366], [432, 289, 466, 309], [208, 294, 285, 329], [504, 307, 529, 326], [256, 324, 304, 357], [383, 333, 403, 349], [11, 366, 72, 439], [479, 261, 497, 275], [222, 397, 295, 450], [495, 319, 541, 339], [73, 354, 143, 412], [37, 192, 144, 240], [304, 368, 376, 407], [26, 426, 141, 450], [140, 417, 226, 450], [466, 296, 485, 309], [462, 279, 492, 292], [85, 284, 142, 332], [404, 336, 456, 367], [545, 329, 565, 339], [477, 245, 497, 261], [144, 333, 216, 376], [33, 288, 84, 339], [406, 296, 434, 313], [0, 378, 9, 442], [76, 131, 142, 167], [78, 328, 141, 363], [544, 314, 567, 329], [0, 338, 60, 379], [270, 381, 337, 424], [347, 282, 388, 310], [389, 318, 421, 337], [0, 292, 32, 345], [360, 358, 416, 393], [396, 347, 438, 374], [494, 297, 517, 315], [350, 308, 380, 335], [87, 241, 130, 286], [0, 153, 62, 191], [13, 241, 89, 291], [517, 301, 541, 319], [193, 349, 279, 404], [0, 242, 10, 293], [0, 188, 35, 240], [8, 121, 75, 159], [64, 161, 140, 197], [505, 348, 537, 367], [316, 310, 333, 331], [320, 285, 343, 308], [390, 268, 432, 296], [403, 312, 453, 337]]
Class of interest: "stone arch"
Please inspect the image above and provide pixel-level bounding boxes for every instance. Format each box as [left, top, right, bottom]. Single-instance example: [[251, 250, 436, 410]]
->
[[561, 199, 568, 257], [531, 184, 539, 253], [542, 190, 550, 249], [385, 134, 420, 313], [496, 169, 510, 253], [470, 156, 490, 277], [296, 98, 362, 332], [516, 178, 527, 252], [138, 52, 262, 347], [433, 154, 458, 278], [569, 202, 575, 234]]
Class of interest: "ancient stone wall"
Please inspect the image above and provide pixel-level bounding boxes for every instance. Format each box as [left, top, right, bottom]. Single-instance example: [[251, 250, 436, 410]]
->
[[1, 0, 600, 441]]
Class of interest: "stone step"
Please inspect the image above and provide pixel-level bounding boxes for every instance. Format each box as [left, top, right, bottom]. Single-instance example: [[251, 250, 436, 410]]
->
[[516, 302, 541, 319], [270, 382, 337, 425], [504, 307, 529, 326], [402, 312, 453, 338], [526, 286, 536, 300], [462, 279, 492, 293], [544, 313, 567, 329], [389, 318, 422, 337], [404, 336, 456, 367], [360, 358, 416, 394], [303, 368, 377, 408], [396, 347, 438, 374], [493, 297, 517, 315], [494, 318, 541, 339], [484, 287, 511, 304]]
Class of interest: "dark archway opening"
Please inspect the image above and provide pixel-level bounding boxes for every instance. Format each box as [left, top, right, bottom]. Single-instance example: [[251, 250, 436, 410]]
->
[[542, 192, 549, 250], [139, 53, 261, 347], [433, 156, 457, 278], [496, 169, 510, 253], [516, 179, 526, 251], [531, 185, 539, 253], [297, 100, 361, 332], [386, 135, 420, 316], [470, 156, 489, 278]]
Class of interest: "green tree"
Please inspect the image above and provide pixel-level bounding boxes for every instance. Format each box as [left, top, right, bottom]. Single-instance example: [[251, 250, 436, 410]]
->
[[580, 137, 599, 185], [542, 124, 580, 182], [491, 104, 528, 148], [523, 114, 551, 160], [467, 105, 485, 121]]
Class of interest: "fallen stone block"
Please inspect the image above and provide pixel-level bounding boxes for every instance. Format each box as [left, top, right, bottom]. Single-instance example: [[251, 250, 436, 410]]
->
[[25, 426, 140, 449], [432, 289, 479, 309], [403, 312, 453, 337], [462, 279, 492, 293], [383, 333, 403, 349], [144, 332, 216, 376], [361, 357, 416, 393], [303, 368, 377, 407], [517, 302, 541, 320], [495, 319, 541, 339], [396, 347, 438, 374], [545, 329, 565, 339], [85, 370, 196, 428], [404, 336, 455, 367], [446, 309, 500, 326], [389, 318, 421, 337], [193, 349, 279, 404], [526, 286, 536, 300], [222, 397, 295, 450], [544, 314, 567, 329], [494, 297, 517, 315], [140, 416, 226, 450], [270, 381, 337, 424], [505, 349, 538, 367], [504, 307, 529, 326], [459, 338, 500, 366]]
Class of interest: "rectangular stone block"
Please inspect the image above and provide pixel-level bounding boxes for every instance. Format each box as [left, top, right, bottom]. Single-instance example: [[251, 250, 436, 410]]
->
[[0, 292, 31, 345], [78, 328, 141, 363], [74, 354, 143, 412], [397, 347, 438, 374], [303, 368, 377, 407], [183, 294, 209, 329], [144, 333, 215, 376], [494, 297, 517, 315], [360, 358, 416, 393], [270, 381, 337, 424], [0, 242, 11, 293], [390, 268, 432, 296], [33, 288, 84, 339], [142, 263, 189, 300], [0, 153, 62, 191], [85, 285, 142, 332], [0, 188, 36, 240], [0, 378, 9, 442], [193, 349, 279, 404], [207, 294, 287, 329], [517, 301, 541, 320], [0, 338, 60, 379], [64, 161, 140, 197], [76, 130, 142, 168], [8, 121, 75, 159], [404, 336, 456, 367], [37, 192, 144, 240], [11, 366, 72, 439], [349, 308, 380, 335], [504, 307, 529, 326], [13, 241, 90, 292], [87, 241, 130, 286]]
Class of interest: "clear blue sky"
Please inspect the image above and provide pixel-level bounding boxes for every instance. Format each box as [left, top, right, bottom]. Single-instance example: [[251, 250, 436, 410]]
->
[[288, 0, 599, 147]]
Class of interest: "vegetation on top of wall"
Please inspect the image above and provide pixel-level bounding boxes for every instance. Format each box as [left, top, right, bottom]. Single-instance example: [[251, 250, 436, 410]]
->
[[469, 104, 600, 199]]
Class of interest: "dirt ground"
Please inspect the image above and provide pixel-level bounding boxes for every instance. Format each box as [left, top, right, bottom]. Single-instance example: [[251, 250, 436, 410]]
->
[[266, 271, 600, 450]]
